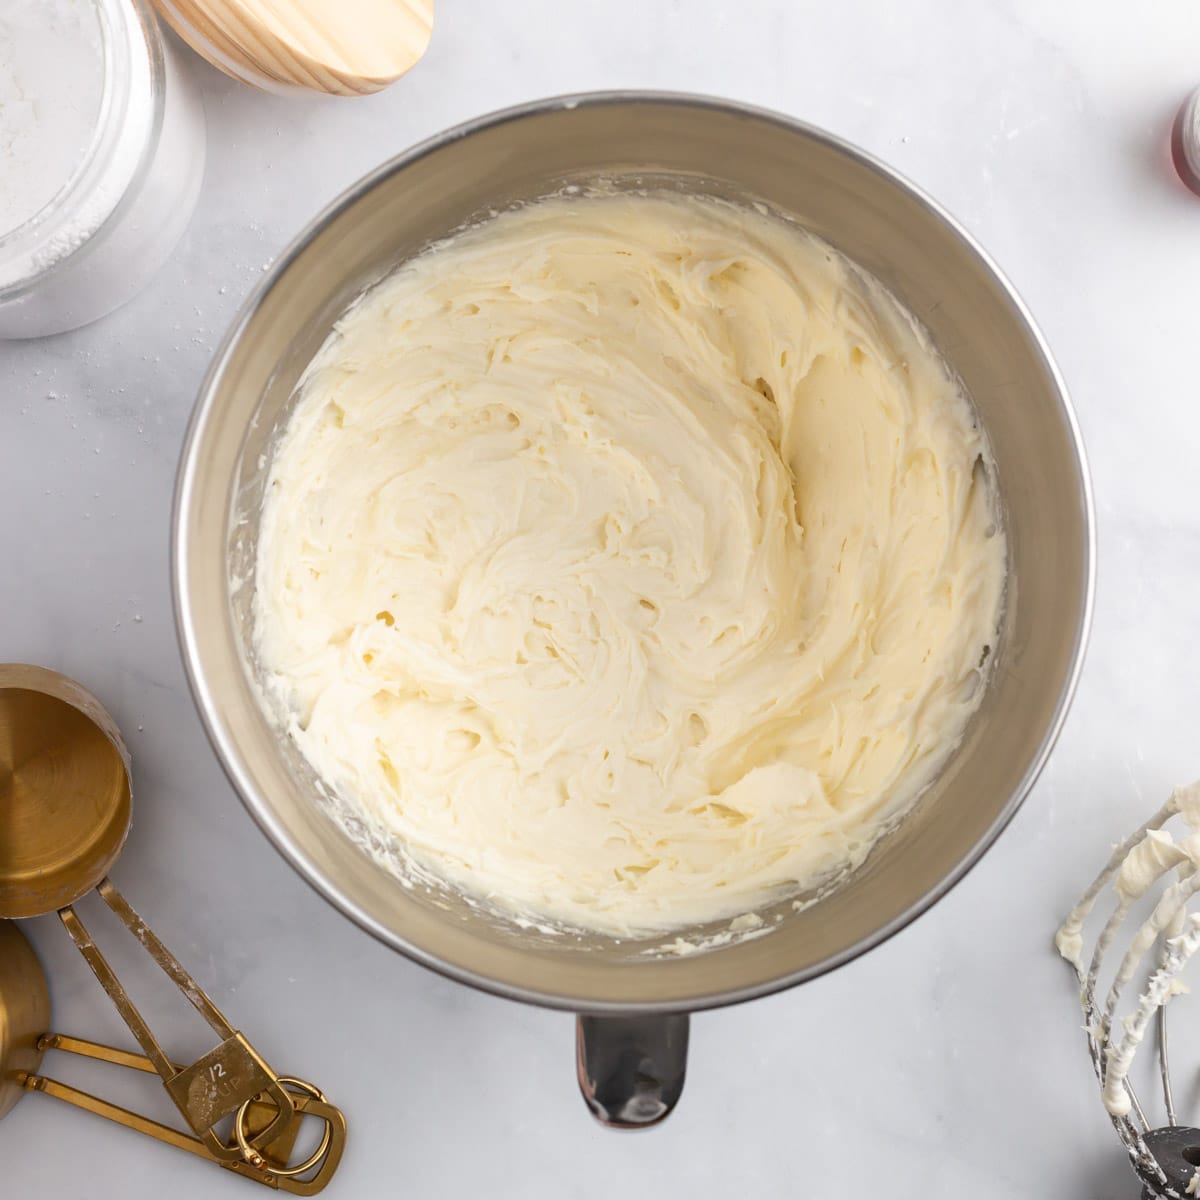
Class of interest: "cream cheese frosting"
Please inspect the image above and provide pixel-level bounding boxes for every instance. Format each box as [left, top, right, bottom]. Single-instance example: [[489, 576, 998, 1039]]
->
[[1057, 783, 1200, 1126], [253, 192, 1006, 936]]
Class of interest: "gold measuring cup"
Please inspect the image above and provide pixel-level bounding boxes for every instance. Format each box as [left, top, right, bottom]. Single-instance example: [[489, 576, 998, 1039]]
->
[[0, 664, 345, 1192]]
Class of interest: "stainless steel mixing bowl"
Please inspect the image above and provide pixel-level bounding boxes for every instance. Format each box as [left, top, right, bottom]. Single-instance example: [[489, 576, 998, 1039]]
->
[[173, 92, 1094, 1125]]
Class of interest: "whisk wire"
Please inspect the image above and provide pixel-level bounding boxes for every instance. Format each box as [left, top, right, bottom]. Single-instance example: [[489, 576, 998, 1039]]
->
[[1158, 1006, 1177, 1127], [1057, 783, 1200, 1199], [1126, 1079, 1152, 1133]]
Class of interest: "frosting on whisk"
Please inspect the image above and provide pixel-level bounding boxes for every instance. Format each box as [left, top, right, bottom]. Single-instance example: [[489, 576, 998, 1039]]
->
[[1057, 782, 1200, 1198]]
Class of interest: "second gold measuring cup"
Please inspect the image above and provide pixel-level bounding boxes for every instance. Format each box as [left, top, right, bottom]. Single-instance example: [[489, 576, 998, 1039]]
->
[[0, 663, 344, 1192]]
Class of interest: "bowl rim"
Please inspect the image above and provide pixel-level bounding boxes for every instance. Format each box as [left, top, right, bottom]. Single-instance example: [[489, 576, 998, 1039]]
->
[[172, 89, 1096, 1014]]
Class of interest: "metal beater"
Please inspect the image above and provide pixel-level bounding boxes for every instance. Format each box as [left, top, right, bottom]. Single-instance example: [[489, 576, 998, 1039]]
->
[[1058, 782, 1200, 1199]]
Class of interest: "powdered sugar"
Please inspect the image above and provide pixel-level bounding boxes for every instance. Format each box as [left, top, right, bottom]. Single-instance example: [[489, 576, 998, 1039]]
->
[[0, 0, 104, 238], [0, 0, 205, 337]]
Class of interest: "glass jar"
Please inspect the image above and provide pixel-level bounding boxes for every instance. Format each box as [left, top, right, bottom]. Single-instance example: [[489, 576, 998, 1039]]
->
[[0, 0, 206, 339], [1173, 86, 1200, 198]]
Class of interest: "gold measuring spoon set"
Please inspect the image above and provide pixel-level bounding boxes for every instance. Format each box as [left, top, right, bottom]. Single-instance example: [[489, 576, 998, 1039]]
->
[[0, 664, 345, 1192]]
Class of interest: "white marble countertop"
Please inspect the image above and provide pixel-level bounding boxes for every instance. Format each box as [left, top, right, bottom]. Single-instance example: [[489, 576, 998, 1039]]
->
[[5, 2, 1200, 1196]]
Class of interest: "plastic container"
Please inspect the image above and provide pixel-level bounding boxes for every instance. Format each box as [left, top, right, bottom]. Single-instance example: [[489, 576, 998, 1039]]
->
[[0, 0, 206, 339]]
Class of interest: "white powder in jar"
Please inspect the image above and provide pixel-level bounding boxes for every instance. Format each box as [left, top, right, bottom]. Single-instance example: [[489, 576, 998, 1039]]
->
[[0, 0, 203, 337], [0, 0, 105, 238]]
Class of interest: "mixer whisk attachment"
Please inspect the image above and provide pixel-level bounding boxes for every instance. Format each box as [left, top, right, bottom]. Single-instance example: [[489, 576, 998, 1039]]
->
[[1057, 782, 1200, 1199]]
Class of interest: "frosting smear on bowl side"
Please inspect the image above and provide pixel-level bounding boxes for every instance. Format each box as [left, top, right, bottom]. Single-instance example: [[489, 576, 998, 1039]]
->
[[253, 192, 1006, 936]]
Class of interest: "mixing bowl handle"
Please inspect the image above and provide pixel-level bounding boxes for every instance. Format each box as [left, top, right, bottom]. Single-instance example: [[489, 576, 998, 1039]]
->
[[575, 1013, 689, 1128]]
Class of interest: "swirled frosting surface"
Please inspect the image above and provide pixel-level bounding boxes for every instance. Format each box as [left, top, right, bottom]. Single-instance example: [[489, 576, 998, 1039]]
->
[[254, 193, 1005, 935]]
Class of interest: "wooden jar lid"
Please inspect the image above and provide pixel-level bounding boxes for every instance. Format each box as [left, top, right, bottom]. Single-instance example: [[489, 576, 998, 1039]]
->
[[152, 0, 434, 96]]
